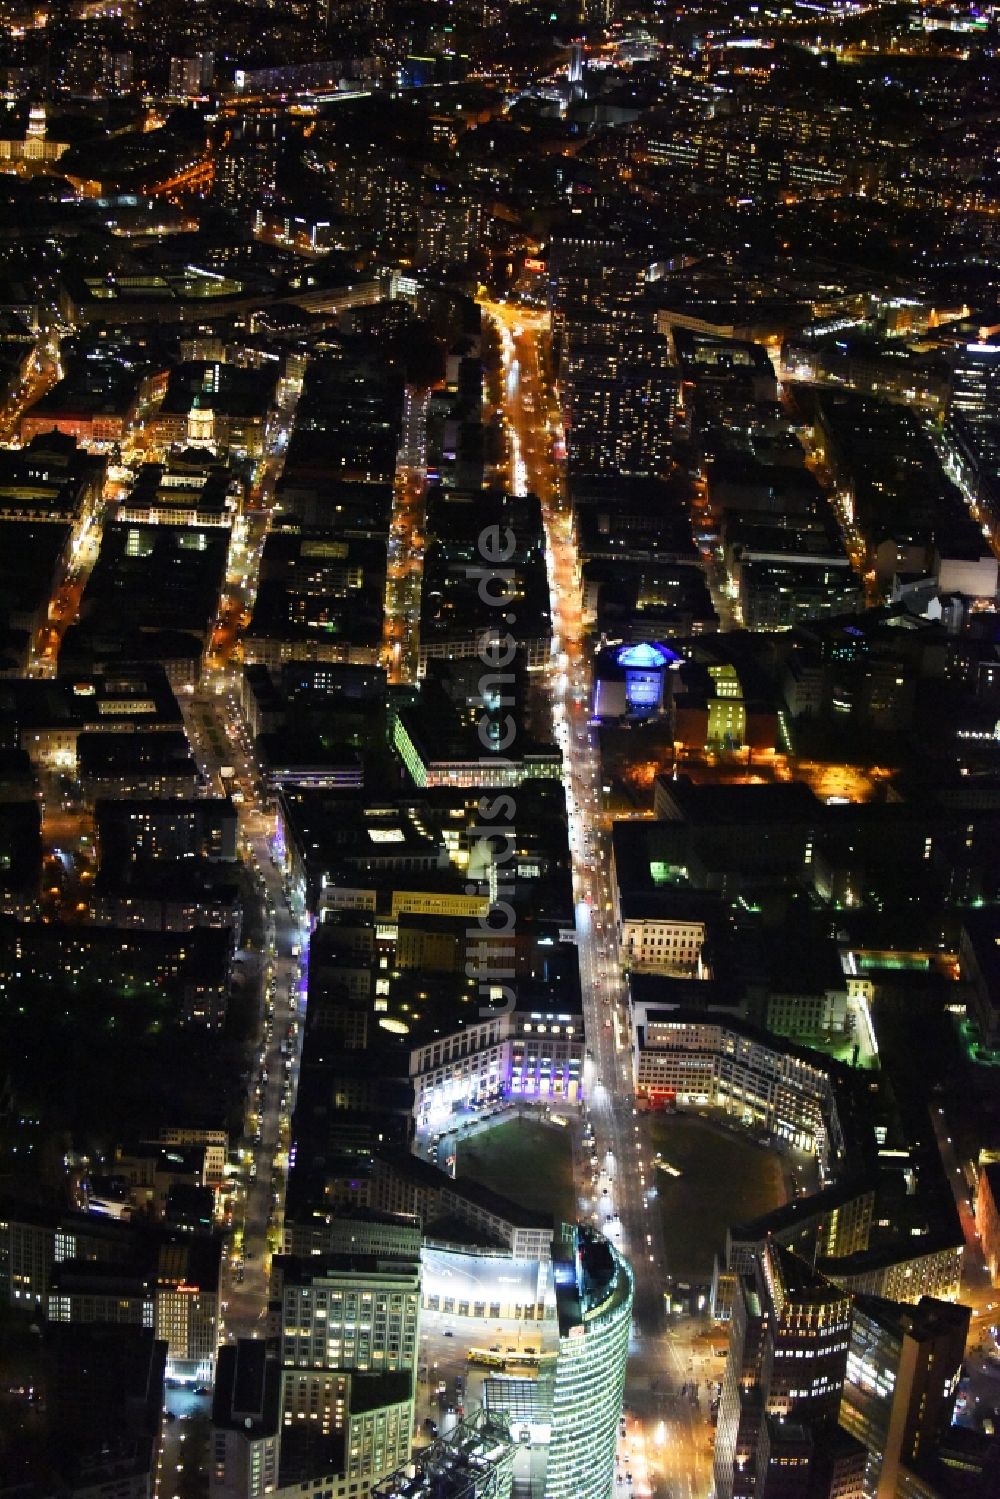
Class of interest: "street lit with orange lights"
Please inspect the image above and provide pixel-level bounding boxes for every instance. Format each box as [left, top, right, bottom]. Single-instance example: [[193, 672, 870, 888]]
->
[[201, 372, 303, 689], [0, 340, 61, 445], [384, 385, 429, 684]]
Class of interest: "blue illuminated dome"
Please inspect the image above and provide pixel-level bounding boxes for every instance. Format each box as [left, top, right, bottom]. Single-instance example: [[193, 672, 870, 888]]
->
[[615, 642, 677, 669]]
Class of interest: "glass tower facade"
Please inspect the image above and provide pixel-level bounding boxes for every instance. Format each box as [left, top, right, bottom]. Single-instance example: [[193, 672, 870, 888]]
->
[[543, 1235, 633, 1499]]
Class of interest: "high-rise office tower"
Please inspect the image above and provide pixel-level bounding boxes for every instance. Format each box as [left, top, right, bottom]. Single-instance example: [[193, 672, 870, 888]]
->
[[755, 1416, 815, 1497], [950, 338, 1000, 439], [211, 1339, 281, 1499], [715, 1242, 853, 1499], [947, 336, 1000, 503], [755, 1418, 867, 1499], [274, 1249, 421, 1499], [760, 1243, 853, 1427], [543, 1231, 633, 1499], [714, 1265, 767, 1499], [839, 1295, 969, 1497]]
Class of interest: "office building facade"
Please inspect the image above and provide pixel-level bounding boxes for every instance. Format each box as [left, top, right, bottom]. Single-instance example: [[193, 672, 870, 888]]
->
[[839, 1295, 969, 1497], [275, 1252, 421, 1499], [715, 1242, 853, 1499]]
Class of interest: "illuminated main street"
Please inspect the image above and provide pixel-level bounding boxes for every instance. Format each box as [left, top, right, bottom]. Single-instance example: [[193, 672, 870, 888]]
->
[[139, 364, 310, 1499], [0, 335, 60, 446], [183, 689, 307, 1326], [384, 385, 430, 684], [482, 300, 713, 1498], [188, 372, 311, 1327]]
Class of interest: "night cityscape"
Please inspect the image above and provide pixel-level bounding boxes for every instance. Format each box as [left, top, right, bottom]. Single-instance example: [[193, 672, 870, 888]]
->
[[1, 2, 1000, 1498]]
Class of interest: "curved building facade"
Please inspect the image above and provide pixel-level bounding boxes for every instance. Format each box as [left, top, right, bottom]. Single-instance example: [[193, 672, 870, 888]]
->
[[543, 1232, 633, 1499]]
